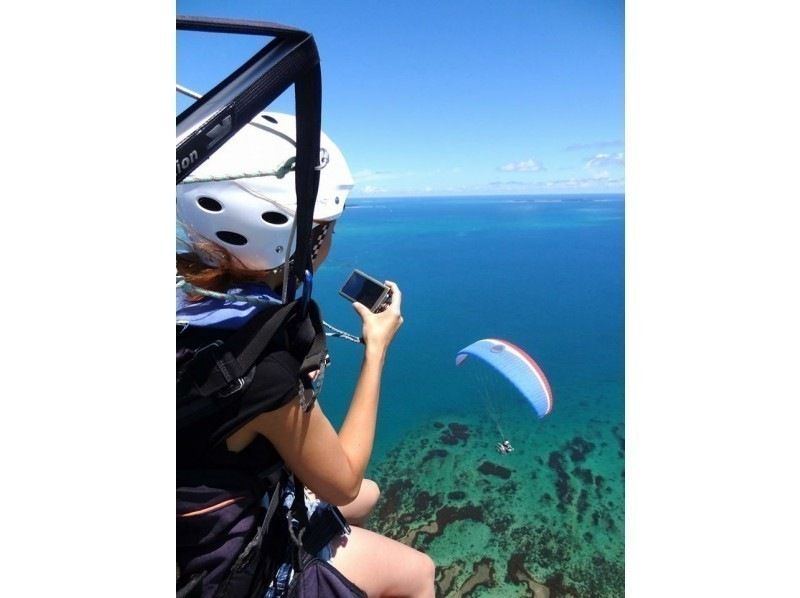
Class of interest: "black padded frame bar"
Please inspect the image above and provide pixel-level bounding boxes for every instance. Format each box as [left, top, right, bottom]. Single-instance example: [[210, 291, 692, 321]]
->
[[176, 16, 322, 300]]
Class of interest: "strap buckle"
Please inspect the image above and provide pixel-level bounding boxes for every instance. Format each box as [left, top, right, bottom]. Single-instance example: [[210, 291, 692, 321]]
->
[[217, 377, 245, 398], [314, 148, 330, 171]]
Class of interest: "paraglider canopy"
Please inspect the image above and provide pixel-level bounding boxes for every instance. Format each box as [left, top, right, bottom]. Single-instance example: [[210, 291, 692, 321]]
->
[[455, 338, 553, 418]]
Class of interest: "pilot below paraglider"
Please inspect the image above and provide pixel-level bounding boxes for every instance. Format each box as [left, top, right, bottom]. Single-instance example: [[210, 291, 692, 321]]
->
[[496, 440, 514, 455]]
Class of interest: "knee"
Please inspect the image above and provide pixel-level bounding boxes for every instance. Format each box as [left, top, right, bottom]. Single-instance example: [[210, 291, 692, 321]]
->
[[416, 552, 436, 595], [363, 479, 380, 504], [417, 551, 436, 585]]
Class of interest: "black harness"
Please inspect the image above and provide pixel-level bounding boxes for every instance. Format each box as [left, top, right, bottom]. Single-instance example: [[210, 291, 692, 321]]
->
[[177, 298, 328, 444]]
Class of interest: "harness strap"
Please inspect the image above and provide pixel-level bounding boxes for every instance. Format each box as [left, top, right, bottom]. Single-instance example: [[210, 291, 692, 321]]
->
[[206, 299, 326, 396], [290, 475, 309, 530], [192, 301, 295, 398], [214, 480, 285, 598], [232, 301, 299, 377], [288, 474, 310, 573], [177, 303, 294, 432], [176, 572, 205, 598], [232, 481, 284, 571], [178, 299, 328, 435], [298, 301, 328, 377], [287, 63, 322, 300]]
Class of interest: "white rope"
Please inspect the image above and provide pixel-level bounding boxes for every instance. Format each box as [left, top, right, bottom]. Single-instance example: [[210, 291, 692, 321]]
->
[[322, 322, 362, 344], [181, 169, 285, 184], [180, 156, 296, 186]]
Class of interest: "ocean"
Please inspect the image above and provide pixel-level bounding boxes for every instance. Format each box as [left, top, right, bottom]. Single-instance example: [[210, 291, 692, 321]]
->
[[313, 194, 625, 596]]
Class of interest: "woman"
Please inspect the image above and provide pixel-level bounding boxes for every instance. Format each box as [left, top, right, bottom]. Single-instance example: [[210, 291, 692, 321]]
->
[[176, 113, 435, 598]]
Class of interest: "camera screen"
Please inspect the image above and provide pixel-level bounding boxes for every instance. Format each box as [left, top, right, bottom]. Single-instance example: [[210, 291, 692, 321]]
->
[[341, 272, 385, 307]]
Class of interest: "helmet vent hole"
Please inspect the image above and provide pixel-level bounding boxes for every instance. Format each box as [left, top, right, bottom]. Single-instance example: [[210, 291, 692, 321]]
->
[[261, 114, 278, 124], [216, 231, 248, 246], [262, 211, 289, 225], [197, 196, 223, 212]]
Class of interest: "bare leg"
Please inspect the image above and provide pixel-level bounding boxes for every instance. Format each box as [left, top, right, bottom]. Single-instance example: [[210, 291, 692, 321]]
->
[[339, 479, 380, 526], [329, 526, 435, 598]]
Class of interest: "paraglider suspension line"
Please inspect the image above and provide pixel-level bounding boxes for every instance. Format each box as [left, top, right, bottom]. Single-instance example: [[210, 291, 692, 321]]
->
[[475, 367, 506, 440]]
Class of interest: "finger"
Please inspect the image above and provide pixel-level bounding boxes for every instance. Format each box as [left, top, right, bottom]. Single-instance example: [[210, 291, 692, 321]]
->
[[384, 281, 402, 311], [352, 301, 371, 319]]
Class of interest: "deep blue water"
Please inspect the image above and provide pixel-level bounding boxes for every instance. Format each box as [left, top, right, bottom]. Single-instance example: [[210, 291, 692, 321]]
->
[[311, 194, 624, 468]]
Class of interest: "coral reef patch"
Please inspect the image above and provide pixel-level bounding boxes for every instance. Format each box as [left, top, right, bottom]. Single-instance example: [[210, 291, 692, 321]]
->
[[439, 422, 470, 446], [370, 412, 624, 597], [477, 461, 512, 480]]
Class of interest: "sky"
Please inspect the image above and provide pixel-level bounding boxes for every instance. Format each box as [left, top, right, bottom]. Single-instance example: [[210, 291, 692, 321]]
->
[[177, 0, 624, 197]]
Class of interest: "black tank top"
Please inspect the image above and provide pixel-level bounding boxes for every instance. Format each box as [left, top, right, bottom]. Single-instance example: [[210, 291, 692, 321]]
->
[[176, 323, 301, 478]]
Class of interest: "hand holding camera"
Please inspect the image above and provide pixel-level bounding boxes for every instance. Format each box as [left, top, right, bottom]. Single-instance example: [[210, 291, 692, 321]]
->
[[339, 269, 392, 312], [340, 270, 402, 354]]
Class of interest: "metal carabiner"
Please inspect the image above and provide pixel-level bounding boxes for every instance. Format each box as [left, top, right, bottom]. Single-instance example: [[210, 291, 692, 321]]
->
[[300, 269, 313, 318]]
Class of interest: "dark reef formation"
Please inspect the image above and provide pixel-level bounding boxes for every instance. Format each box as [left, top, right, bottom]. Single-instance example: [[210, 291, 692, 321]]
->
[[590, 508, 617, 532], [576, 489, 590, 521], [572, 466, 594, 486], [594, 474, 606, 498], [393, 503, 485, 548], [439, 422, 470, 446], [547, 451, 575, 512], [566, 553, 624, 597], [422, 448, 449, 464], [434, 558, 496, 598], [565, 436, 595, 463], [435, 561, 464, 596], [477, 461, 512, 479], [413, 491, 441, 512], [611, 424, 624, 452], [506, 553, 551, 597], [374, 478, 412, 521], [453, 557, 495, 597], [543, 572, 581, 598], [437, 505, 484, 529]]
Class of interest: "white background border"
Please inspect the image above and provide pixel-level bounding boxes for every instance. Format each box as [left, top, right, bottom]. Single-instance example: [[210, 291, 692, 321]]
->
[[3, 1, 799, 594]]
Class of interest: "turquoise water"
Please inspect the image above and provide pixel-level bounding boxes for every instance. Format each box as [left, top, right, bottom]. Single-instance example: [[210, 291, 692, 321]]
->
[[314, 194, 624, 596]]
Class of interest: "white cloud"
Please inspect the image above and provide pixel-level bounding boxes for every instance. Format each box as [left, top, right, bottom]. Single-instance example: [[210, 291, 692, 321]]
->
[[585, 153, 625, 169], [565, 140, 623, 151], [542, 176, 624, 189], [498, 158, 544, 172], [359, 185, 388, 194], [352, 169, 392, 182]]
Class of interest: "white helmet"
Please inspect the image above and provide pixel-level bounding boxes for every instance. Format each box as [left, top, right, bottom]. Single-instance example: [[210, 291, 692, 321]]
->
[[177, 112, 354, 270]]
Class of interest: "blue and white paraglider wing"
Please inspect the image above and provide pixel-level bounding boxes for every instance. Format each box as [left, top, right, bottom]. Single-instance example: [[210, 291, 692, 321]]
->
[[455, 338, 553, 418]]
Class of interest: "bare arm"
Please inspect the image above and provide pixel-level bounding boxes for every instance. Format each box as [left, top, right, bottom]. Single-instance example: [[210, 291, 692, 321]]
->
[[236, 282, 403, 505]]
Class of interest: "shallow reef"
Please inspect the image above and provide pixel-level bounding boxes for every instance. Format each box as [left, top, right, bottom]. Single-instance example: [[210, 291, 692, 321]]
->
[[369, 413, 624, 597]]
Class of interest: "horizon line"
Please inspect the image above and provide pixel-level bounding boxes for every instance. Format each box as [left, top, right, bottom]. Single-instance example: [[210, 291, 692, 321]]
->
[[348, 191, 625, 200]]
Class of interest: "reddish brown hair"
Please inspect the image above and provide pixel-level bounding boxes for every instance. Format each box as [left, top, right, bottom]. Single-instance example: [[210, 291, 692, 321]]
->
[[177, 237, 275, 301], [177, 222, 331, 301]]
